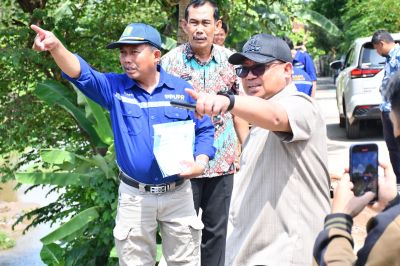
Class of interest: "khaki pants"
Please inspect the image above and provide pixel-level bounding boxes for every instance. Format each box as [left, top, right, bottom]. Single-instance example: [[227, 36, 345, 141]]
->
[[113, 180, 203, 266]]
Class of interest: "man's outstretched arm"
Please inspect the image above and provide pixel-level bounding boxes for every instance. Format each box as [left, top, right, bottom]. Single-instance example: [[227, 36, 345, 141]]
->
[[31, 25, 80, 78]]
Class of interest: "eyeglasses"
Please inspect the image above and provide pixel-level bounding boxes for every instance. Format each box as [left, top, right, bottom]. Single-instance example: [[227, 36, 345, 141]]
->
[[235, 62, 282, 78]]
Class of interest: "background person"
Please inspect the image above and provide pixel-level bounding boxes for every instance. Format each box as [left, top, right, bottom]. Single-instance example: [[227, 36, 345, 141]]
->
[[213, 20, 228, 47], [282, 36, 318, 97], [388, 71, 400, 193], [372, 30, 400, 187], [31, 22, 215, 266], [282, 36, 313, 96], [187, 33, 331, 266], [295, 41, 307, 52], [388, 71, 400, 159], [161, 1, 248, 265]]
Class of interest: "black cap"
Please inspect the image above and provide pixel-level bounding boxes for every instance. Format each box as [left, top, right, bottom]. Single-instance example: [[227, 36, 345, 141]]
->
[[228, 34, 292, 65]]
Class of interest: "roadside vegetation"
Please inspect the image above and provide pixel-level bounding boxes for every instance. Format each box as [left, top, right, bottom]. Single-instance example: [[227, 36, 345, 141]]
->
[[0, 230, 15, 250]]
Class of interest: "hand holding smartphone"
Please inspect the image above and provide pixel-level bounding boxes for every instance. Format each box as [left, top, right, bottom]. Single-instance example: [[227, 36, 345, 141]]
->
[[349, 143, 379, 203]]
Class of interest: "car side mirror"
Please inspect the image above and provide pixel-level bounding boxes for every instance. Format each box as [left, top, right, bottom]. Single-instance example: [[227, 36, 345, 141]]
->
[[330, 60, 344, 70]]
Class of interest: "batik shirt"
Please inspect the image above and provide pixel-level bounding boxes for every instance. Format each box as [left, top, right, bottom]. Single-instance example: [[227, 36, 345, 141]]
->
[[161, 43, 241, 177]]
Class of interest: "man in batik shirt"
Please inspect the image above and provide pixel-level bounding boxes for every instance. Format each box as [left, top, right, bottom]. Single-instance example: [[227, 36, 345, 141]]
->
[[161, 1, 248, 265]]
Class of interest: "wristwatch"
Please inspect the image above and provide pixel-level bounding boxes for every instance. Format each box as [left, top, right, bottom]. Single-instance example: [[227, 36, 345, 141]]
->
[[217, 90, 235, 111]]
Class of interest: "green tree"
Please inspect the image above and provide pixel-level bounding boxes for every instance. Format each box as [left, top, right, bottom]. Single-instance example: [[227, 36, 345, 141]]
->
[[0, 0, 86, 180], [310, 0, 347, 55], [311, 0, 400, 55], [342, 0, 400, 48], [222, 0, 340, 56]]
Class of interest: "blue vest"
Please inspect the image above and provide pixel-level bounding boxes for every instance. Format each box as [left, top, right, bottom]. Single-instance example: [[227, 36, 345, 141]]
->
[[292, 68, 313, 96]]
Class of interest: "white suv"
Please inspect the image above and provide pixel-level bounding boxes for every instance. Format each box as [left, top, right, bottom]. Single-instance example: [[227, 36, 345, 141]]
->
[[330, 34, 400, 139]]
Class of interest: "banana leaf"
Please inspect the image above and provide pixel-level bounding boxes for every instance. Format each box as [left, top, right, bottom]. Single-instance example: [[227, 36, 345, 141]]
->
[[295, 9, 342, 37], [161, 35, 177, 51], [85, 98, 113, 145], [41, 206, 100, 245], [15, 172, 93, 187], [40, 243, 65, 266], [109, 246, 117, 258], [40, 149, 113, 178], [74, 88, 113, 145], [34, 80, 107, 148], [156, 243, 163, 263], [90, 154, 114, 179], [41, 149, 76, 165]]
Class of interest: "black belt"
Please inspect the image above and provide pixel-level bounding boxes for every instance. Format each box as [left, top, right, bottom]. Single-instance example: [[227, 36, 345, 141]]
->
[[119, 172, 185, 194]]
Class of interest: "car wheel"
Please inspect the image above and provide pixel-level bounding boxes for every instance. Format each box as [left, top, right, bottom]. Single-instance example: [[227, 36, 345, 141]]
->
[[340, 98, 346, 128], [339, 115, 345, 128], [345, 116, 360, 139]]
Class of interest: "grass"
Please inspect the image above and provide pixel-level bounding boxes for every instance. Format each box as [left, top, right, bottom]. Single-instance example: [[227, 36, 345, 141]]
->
[[0, 230, 16, 250]]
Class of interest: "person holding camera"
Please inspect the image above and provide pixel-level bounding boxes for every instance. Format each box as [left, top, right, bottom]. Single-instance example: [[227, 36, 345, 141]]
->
[[313, 72, 400, 265], [313, 163, 400, 265]]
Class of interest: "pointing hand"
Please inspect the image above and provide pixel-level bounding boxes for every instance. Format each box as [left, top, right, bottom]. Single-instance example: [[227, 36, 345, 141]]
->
[[31, 24, 60, 52]]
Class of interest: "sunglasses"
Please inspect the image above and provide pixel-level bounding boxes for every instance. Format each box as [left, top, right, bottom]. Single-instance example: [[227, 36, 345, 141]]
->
[[235, 62, 282, 78]]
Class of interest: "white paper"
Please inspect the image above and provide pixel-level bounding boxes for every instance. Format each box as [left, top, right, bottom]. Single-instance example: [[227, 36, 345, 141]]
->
[[153, 120, 195, 177]]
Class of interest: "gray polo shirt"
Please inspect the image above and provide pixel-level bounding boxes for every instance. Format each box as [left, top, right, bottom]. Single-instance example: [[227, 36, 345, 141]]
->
[[226, 83, 330, 266]]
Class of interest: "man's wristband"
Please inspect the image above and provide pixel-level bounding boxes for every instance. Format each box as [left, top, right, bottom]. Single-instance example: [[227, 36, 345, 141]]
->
[[217, 90, 235, 111]]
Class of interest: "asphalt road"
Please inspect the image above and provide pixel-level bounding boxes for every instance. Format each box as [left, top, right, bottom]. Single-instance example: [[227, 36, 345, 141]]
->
[[316, 76, 388, 175]]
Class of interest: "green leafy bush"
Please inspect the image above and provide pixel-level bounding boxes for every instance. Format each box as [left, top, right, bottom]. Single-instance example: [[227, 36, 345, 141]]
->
[[0, 230, 16, 250]]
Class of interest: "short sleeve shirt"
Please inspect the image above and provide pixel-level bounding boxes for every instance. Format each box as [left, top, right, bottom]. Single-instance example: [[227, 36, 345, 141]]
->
[[226, 84, 330, 266]]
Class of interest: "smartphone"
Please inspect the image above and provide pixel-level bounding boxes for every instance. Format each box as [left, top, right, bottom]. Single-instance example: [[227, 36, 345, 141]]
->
[[349, 143, 378, 202], [170, 100, 196, 111]]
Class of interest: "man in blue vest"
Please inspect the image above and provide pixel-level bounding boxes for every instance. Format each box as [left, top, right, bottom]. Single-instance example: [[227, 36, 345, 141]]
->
[[283, 37, 318, 97], [31, 22, 215, 266]]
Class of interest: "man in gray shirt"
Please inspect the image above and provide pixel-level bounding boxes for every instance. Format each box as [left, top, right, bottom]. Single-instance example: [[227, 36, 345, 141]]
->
[[187, 33, 331, 266]]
